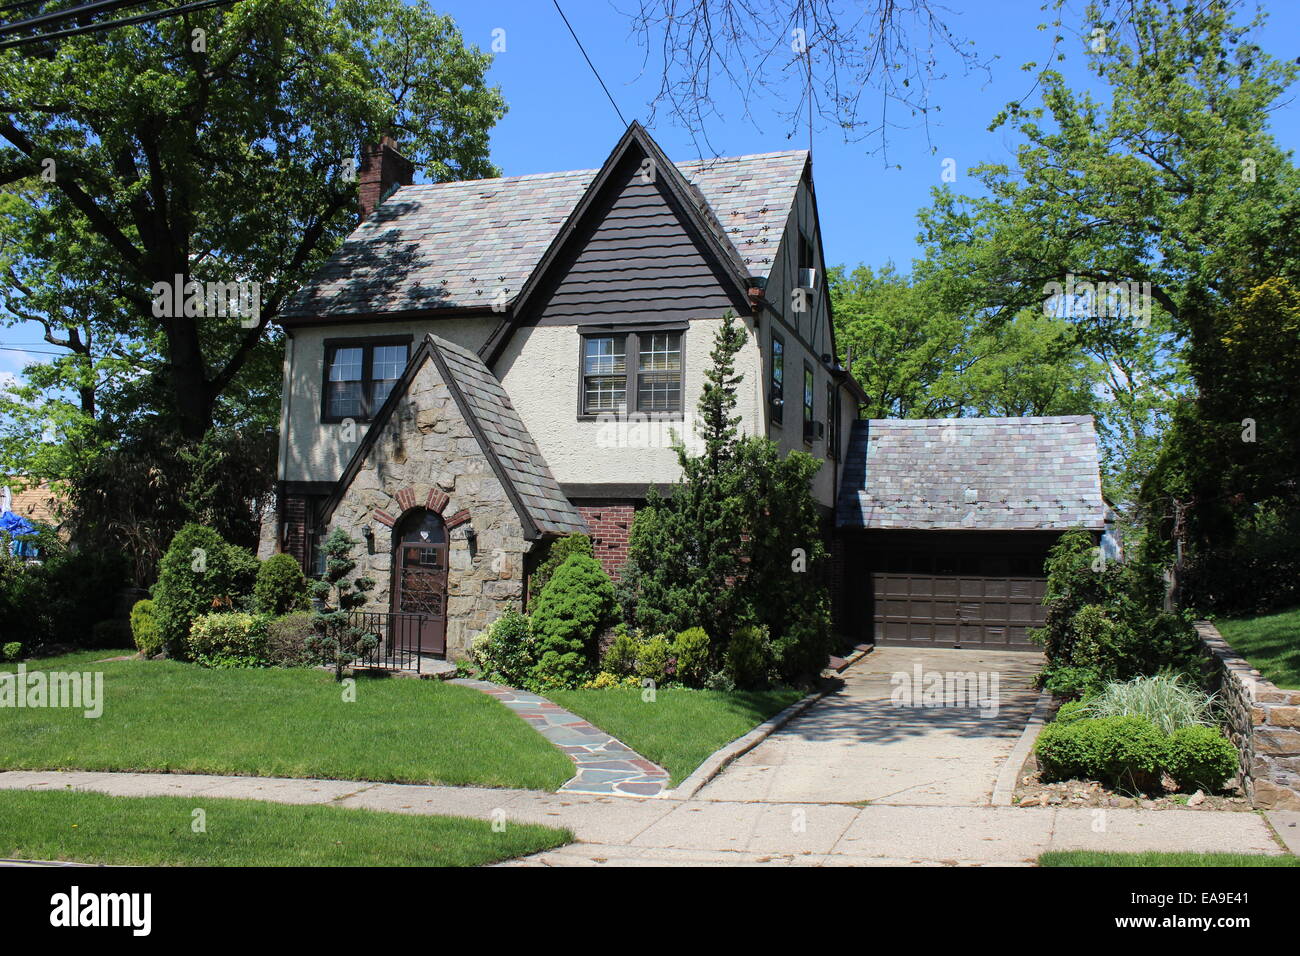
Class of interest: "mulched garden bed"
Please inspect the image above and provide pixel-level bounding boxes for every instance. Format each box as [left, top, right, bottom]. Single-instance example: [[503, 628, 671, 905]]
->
[[1012, 750, 1252, 811]]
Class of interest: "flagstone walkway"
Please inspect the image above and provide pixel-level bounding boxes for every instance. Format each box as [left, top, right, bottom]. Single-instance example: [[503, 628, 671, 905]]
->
[[451, 679, 670, 797]]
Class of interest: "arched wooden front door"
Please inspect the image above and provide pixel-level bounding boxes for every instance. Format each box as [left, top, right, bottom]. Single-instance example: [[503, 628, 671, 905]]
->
[[391, 509, 448, 656]]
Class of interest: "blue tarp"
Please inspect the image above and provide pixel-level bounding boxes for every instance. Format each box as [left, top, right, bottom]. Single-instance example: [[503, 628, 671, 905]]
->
[[0, 511, 36, 536]]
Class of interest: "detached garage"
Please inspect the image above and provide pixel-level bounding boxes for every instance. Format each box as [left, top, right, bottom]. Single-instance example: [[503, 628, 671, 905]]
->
[[835, 416, 1108, 650]]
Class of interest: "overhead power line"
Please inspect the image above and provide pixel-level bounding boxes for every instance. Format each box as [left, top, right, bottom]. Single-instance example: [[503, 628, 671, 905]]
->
[[550, 0, 627, 129], [0, 0, 237, 51], [0, 0, 153, 39]]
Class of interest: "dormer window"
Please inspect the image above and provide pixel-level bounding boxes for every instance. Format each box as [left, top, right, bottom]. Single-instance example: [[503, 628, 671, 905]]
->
[[321, 336, 411, 422]]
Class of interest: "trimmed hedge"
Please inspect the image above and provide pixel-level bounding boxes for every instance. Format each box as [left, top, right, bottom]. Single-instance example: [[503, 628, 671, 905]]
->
[[255, 553, 308, 616], [129, 599, 162, 657], [530, 553, 615, 689]]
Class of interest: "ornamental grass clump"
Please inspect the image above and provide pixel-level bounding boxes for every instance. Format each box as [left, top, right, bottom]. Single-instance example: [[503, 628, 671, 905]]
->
[[1082, 674, 1217, 735]]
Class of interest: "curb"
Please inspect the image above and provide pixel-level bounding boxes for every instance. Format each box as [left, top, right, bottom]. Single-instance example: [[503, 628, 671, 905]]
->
[[662, 645, 873, 800], [991, 689, 1054, 806]]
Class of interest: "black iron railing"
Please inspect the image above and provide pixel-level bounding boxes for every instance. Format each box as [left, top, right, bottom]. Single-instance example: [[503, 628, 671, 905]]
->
[[348, 610, 430, 671]]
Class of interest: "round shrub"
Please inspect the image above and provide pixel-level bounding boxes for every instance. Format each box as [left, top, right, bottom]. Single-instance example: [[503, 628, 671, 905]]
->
[[186, 611, 271, 668], [266, 611, 316, 667], [600, 628, 641, 676], [636, 634, 674, 683], [154, 524, 241, 658], [3, 641, 23, 662], [1053, 699, 1091, 725], [227, 546, 260, 607], [530, 553, 616, 689], [1165, 725, 1238, 792], [1035, 715, 1167, 791], [471, 609, 537, 687], [255, 554, 309, 616], [527, 533, 594, 612], [672, 627, 711, 686], [129, 598, 163, 657], [725, 625, 773, 689]]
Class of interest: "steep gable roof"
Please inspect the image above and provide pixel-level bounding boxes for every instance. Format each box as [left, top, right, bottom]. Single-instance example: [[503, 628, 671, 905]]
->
[[836, 416, 1107, 532], [282, 123, 807, 322], [320, 333, 587, 540]]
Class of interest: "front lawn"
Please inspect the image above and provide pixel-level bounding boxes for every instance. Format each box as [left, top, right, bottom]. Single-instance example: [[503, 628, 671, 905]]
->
[[0, 651, 572, 790], [1039, 850, 1299, 867], [0, 789, 569, 866], [547, 685, 804, 785], [1216, 606, 1300, 689]]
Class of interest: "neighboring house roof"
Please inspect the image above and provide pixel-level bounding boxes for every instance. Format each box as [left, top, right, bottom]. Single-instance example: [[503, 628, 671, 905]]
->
[[321, 333, 587, 540], [2, 480, 63, 527], [836, 416, 1107, 532], [283, 127, 808, 321]]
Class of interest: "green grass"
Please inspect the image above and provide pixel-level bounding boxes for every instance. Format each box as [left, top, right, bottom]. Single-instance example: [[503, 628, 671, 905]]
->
[[1039, 850, 1299, 867], [1216, 606, 1300, 689], [547, 685, 805, 784], [0, 789, 569, 866], [1, 651, 572, 790]]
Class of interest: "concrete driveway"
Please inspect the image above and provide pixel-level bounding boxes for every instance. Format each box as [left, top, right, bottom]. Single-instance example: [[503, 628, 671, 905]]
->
[[697, 646, 1043, 806]]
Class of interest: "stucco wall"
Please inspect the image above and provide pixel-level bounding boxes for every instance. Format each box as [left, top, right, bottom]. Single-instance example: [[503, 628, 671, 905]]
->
[[279, 316, 497, 484], [327, 354, 531, 660], [494, 314, 765, 487], [756, 178, 845, 508]]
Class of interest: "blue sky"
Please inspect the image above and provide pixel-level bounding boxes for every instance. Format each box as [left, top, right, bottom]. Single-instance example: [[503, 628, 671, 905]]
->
[[2, 0, 1298, 379], [442, 0, 1300, 270]]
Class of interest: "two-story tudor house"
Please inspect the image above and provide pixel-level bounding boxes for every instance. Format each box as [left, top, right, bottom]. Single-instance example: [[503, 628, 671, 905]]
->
[[272, 122, 1107, 661]]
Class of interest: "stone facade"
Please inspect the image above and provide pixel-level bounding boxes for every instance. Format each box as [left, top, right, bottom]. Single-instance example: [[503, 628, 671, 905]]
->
[[327, 356, 533, 660], [1198, 621, 1300, 810]]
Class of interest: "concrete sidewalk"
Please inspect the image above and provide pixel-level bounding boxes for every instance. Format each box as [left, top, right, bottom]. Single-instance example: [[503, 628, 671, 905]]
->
[[1, 770, 1285, 867], [697, 647, 1043, 805]]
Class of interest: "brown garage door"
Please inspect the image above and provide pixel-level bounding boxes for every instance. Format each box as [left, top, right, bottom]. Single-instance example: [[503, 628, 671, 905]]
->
[[863, 532, 1055, 650]]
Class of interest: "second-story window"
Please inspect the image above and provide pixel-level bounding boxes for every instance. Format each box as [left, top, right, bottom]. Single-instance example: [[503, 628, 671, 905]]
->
[[803, 363, 815, 443], [322, 338, 410, 422], [580, 328, 683, 416], [770, 333, 784, 425]]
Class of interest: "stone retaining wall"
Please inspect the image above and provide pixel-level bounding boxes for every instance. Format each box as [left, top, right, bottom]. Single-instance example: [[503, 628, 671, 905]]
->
[[1197, 621, 1300, 810]]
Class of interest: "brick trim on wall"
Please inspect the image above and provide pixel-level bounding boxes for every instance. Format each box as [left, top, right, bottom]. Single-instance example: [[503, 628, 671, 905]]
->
[[575, 501, 636, 580], [1198, 621, 1300, 810]]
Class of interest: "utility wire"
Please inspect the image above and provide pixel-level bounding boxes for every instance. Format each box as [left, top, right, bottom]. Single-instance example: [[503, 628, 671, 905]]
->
[[0, 0, 235, 50], [0, 0, 151, 38], [550, 0, 627, 129]]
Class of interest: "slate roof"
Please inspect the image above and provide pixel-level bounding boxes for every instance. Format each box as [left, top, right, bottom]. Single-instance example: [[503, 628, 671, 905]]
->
[[282, 149, 809, 320], [836, 416, 1107, 532], [427, 335, 588, 538]]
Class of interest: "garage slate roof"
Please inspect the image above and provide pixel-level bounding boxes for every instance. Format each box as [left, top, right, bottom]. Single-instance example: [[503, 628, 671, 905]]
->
[[836, 416, 1107, 532], [282, 148, 808, 320], [320, 333, 587, 540]]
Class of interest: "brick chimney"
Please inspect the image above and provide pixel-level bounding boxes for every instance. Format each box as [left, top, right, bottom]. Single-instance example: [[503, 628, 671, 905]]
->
[[357, 135, 414, 221]]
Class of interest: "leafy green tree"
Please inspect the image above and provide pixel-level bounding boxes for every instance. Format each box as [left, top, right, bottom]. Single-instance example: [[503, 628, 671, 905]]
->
[[0, 0, 506, 442], [916, 0, 1297, 526]]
